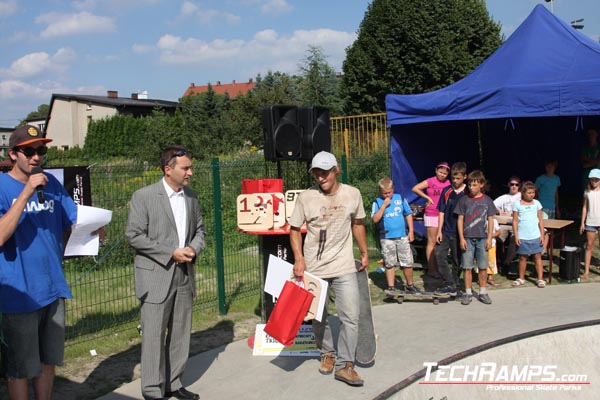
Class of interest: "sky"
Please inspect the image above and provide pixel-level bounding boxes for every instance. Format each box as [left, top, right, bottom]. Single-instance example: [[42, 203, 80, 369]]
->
[[0, 0, 599, 128]]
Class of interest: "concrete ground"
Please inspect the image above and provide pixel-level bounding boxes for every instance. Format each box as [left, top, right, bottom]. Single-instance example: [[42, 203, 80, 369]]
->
[[97, 282, 600, 400]]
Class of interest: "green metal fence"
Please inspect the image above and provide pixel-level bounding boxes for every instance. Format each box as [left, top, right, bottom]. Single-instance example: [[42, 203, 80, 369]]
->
[[62, 152, 389, 346]]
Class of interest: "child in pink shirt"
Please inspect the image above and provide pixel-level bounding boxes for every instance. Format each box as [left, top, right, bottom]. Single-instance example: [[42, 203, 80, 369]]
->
[[412, 162, 451, 278]]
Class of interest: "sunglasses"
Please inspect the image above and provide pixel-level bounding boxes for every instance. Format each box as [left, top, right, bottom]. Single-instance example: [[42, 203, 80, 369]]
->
[[509, 182, 520, 187], [166, 149, 190, 162], [16, 146, 48, 157]]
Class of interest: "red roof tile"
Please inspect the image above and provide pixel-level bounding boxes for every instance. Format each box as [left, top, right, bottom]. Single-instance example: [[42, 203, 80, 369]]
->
[[183, 80, 255, 98]]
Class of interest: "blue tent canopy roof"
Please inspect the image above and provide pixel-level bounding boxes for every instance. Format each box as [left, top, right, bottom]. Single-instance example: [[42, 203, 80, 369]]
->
[[386, 4, 600, 126], [385, 4, 600, 219]]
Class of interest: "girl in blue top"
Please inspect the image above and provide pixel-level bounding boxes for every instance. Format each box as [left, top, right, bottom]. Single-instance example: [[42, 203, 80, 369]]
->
[[512, 181, 546, 288]]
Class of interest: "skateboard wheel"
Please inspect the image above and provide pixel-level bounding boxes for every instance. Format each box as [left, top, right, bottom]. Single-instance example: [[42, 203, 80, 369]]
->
[[397, 297, 403, 304], [433, 299, 439, 305]]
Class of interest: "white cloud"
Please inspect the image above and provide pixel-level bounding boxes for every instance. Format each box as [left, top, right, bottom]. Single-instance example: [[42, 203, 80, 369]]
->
[[0, 80, 107, 124], [0, 79, 63, 101], [260, 0, 292, 15], [0, 0, 17, 18], [2, 53, 51, 79], [177, 2, 240, 25], [155, 28, 356, 75], [1, 48, 77, 79], [180, 0, 198, 16], [53, 47, 77, 64], [36, 11, 116, 38]]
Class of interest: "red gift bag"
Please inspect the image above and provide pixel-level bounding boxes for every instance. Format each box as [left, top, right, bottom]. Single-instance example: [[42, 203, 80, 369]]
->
[[264, 280, 315, 346]]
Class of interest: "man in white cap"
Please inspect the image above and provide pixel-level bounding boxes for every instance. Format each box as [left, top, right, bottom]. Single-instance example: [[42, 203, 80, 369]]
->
[[0, 125, 78, 400], [289, 151, 369, 387]]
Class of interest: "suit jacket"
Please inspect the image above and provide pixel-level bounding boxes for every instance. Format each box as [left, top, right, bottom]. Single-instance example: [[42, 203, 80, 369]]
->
[[126, 180, 205, 304]]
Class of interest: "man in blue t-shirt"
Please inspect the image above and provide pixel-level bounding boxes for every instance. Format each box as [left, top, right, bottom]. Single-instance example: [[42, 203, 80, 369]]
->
[[535, 160, 561, 219], [0, 125, 78, 400]]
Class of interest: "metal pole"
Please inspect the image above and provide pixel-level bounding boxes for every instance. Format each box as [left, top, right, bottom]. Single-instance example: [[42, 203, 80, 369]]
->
[[212, 157, 227, 315]]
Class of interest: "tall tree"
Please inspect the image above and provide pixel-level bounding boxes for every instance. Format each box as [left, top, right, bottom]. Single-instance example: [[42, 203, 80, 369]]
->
[[341, 0, 502, 114], [297, 45, 342, 115], [22, 104, 50, 124], [228, 71, 301, 147]]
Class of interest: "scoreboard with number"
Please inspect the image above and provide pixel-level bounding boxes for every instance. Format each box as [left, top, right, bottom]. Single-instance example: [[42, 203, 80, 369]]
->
[[237, 190, 304, 233]]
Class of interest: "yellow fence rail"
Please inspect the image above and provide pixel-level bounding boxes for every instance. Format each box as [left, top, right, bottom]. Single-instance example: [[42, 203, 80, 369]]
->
[[330, 112, 388, 158]]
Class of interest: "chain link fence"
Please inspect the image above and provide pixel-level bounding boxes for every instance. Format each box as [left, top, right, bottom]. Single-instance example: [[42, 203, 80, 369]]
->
[[62, 151, 389, 346]]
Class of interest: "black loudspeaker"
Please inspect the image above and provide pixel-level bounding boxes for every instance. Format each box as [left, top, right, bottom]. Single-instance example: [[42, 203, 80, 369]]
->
[[299, 106, 331, 161], [262, 105, 331, 161], [262, 105, 302, 160]]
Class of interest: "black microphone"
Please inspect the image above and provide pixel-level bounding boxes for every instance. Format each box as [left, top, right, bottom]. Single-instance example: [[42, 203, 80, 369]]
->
[[31, 166, 45, 204]]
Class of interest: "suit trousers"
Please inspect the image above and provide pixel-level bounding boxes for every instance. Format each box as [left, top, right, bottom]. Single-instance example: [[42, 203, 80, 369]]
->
[[140, 265, 193, 398]]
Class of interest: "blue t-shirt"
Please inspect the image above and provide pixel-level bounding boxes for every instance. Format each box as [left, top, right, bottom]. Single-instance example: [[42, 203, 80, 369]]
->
[[0, 172, 77, 313], [371, 193, 412, 239], [437, 185, 466, 237], [513, 199, 543, 240], [535, 174, 560, 210]]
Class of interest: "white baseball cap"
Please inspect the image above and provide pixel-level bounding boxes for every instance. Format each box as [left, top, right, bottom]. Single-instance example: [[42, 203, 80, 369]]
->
[[589, 169, 600, 179], [309, 151, 338, 172]]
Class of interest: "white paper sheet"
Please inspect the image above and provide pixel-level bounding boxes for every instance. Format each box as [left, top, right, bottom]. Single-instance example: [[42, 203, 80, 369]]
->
[[264, 254, 328, 321], [65, 205, 112, 256]]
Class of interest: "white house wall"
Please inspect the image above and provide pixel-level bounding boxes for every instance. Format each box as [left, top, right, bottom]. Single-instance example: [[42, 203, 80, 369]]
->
[[47, 99, 117, 149]]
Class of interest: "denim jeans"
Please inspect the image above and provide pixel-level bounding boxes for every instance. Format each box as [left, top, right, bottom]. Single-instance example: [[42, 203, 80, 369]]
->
[[461, 237, 489, 270], [312, 271, 359, 369], [435, 234, 461, 287]]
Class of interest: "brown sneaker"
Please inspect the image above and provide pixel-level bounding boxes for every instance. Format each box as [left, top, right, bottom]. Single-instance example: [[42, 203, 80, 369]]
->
[[318, 352, 335, 375], [334, 362, 364, 386]]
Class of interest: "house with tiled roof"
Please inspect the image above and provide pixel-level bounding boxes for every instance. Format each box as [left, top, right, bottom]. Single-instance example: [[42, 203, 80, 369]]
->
[[45, 90, 179, 150], [182, 79, 255, 98]]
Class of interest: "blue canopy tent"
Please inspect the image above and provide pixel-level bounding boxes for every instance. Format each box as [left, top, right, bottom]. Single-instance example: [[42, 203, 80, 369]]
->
[[386, 4, 600, 205]]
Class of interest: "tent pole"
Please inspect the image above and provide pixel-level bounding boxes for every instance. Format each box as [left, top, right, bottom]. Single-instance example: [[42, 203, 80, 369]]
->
[[477, 120, 484, 169]]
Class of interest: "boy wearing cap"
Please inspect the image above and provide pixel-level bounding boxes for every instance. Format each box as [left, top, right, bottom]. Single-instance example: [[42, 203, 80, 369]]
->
[[289, 151, 369, 387], [0, 125, 78, 399]]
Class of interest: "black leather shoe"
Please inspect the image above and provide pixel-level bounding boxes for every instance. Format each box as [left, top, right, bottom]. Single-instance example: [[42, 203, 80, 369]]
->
[[165, 387, 200, 400]]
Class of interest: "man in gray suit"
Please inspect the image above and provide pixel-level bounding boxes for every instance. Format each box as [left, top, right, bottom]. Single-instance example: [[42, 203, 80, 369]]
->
[[126, 146, 205, 400]]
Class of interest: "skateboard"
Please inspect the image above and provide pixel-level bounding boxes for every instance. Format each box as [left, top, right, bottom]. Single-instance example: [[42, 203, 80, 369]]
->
[[355, 267, 377, 367], [385, 289, 451, 305]]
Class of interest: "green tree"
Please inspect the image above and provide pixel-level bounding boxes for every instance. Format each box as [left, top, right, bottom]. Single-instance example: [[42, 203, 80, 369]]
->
[[341, 0, 502, 114], [179, 84, 235, 159], [140, 111, 186, 163], [297, 45, 342, 115], [83, 115, 146, 159], [228, 71, 301, 147], [22, 104, 50, 124]]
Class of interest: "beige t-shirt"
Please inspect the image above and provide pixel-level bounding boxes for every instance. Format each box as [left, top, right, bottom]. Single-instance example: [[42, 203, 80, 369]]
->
[[289, 183, 366, 279]]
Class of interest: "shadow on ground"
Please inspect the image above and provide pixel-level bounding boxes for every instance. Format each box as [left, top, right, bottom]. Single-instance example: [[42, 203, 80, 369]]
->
[[0, 320, 236, 400]]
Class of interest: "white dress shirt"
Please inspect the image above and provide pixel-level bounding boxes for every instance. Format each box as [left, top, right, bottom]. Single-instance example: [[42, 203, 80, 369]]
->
[[163, 178, 187, 248]]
